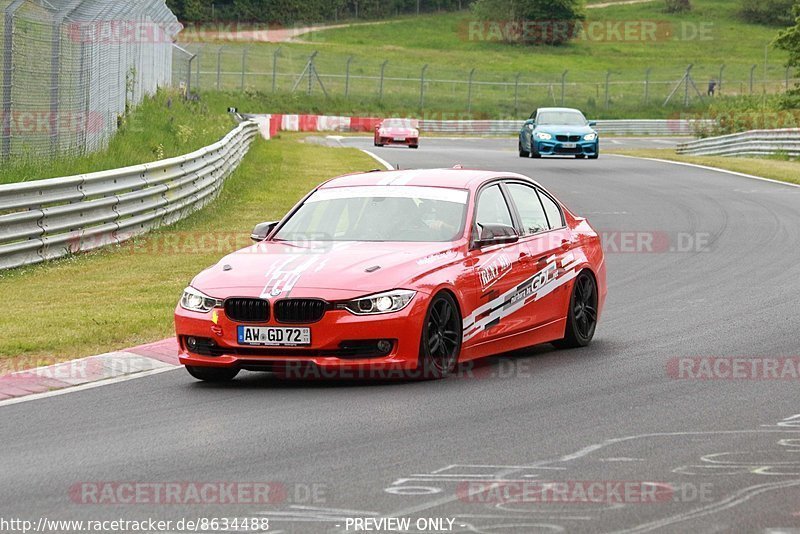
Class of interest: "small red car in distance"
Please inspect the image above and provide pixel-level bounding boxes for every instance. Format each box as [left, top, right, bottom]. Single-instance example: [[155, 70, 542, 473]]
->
[[374, 118, 419, 148], [175, 168, 606, 382]]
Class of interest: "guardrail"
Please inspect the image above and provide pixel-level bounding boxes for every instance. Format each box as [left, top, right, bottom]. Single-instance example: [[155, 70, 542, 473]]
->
[[676, 128, 800, 157], [418, 119, 712, 136], [0, 120, 259, 271]]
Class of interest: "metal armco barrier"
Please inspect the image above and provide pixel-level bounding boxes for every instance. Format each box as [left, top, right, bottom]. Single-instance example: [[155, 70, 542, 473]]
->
[[0, 120, 259, 270], [676, 128, 800, 157]]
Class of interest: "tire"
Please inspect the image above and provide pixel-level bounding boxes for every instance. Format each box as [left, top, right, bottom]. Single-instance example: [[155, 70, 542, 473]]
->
[[185, 365, 239, 382], [409, 145, 418, 149], [531, 143, 542, 158], [417, 292, 462, 379], [553, 270, 598, 349], [576, 154, 586, 159], [518, 141, 529, 158], [589, 145, 599, 159]]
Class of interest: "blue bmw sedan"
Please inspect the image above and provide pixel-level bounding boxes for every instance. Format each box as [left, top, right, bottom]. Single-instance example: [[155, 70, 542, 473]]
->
[[519, 107, 599, 159]]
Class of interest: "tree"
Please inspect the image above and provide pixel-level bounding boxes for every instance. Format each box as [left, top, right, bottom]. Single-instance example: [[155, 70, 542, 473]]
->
[[774, 1, 800, 106], [471, 0, 585, 46], [775, 2, 800, 76]]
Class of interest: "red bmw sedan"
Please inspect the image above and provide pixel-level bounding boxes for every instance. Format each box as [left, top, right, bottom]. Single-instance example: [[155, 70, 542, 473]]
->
[[175, 168, 606, 381]]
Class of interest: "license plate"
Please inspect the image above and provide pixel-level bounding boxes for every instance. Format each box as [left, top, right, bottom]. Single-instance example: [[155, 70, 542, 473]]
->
[[394, 137, 405, 142], [237, 326, 311, 346], [561, 142, 577, 148]]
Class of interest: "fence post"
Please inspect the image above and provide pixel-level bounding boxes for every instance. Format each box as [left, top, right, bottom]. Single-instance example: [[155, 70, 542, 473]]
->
[[644, 67, 651, 104], [605, 70, 611, 110], [420, 64, 428, 109], [241, 46, 250, 92], [379, 60, 388, 101], [216, 46, 223, 90], [187, 54, 196, 97], [195, 47, 202, 90], [718, 64, 725, 94], [2, 5, 19, 160], [786, 66, 791, 91], [308, 53, 315, 95], [749, 64, 756, 94], [272, 46, 281, 93], [514, 73, 521, 116], [50, 13, 62, 156], [467, 68, 475, 114], [560, 70, 568, 105], [345, 55, 353, 97]]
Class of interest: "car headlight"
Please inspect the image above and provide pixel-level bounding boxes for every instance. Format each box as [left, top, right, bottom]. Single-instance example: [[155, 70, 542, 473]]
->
[[180, 286, 222, 313], [338, 289, 416, 315], [584, 133, 597, 141], [535, 132, 552, 140]]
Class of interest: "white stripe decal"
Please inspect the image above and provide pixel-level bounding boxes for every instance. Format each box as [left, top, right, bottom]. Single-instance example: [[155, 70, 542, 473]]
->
[[462, 258, 580, 342]]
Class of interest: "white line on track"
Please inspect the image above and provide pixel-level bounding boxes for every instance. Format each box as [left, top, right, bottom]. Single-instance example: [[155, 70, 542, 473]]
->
[[0, 366, 178, 408], [360, 149, 394, 170], [608, 154, 800, 189]]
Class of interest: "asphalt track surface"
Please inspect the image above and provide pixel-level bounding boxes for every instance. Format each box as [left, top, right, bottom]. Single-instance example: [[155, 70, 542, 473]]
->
[[3, 137, 800, 534]]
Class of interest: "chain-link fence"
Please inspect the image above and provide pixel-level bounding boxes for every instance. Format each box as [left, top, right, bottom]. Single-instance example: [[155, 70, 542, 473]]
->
[[0, 0, 179, 161], [176, 43, 799, 119]]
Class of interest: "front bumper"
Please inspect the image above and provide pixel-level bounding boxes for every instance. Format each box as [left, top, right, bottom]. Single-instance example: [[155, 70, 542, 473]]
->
[[175, 295, 429, 378], [378, 136, 418, 146], [535, 139, 598, 156]]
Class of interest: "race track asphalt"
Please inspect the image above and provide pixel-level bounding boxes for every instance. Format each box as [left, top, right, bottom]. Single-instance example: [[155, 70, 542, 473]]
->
[[2, 137, 800, 533]]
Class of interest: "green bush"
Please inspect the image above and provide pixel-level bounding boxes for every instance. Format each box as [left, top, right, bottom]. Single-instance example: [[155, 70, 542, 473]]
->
[[688, 95, 800, 137], [470, 0, 585, 45], [738, 0, 795, 26], [664, 0, 692, 13]]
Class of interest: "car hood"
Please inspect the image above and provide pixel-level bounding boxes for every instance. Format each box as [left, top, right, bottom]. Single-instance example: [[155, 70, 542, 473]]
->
[[535, 124, 596, 136], [190, 240, 462, 299]]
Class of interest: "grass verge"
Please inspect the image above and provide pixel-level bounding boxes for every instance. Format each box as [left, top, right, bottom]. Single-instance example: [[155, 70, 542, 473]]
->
[[0, 91, 242, 186], [0, 135, 373, 364], [611, 148, 800, 185]]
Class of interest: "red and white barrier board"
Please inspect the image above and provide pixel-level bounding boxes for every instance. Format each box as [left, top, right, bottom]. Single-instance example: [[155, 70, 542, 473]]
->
[[244, 113, 382, 139], [243, 113, 702, 138]]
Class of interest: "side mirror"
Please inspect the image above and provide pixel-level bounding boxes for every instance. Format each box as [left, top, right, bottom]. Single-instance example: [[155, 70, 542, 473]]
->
[[588, 121, 597, 127], [474, 223, 519, 248], [251, 221, 279, 242]]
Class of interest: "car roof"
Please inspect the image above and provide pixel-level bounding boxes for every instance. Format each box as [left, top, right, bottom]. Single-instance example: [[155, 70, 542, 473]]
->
[[536, 107, 585, 114], [320, 168, 541, 191]]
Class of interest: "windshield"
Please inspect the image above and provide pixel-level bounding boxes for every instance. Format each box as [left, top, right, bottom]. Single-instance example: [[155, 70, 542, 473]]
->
[[382, 119, 418, 129], [274, 186, 468, 242], [537, 111, 587, 126]]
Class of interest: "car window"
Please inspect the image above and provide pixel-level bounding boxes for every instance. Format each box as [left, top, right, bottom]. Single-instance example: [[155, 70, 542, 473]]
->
[[274, 186, 468, 242], [506, 183, 549, 235], [538, 191, 565, 229], [536, 111, 586, 126], [475, 184, 513, 228]]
